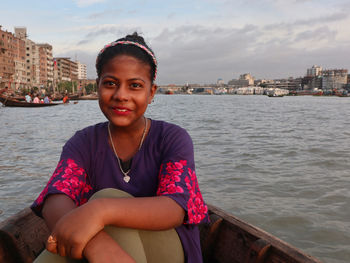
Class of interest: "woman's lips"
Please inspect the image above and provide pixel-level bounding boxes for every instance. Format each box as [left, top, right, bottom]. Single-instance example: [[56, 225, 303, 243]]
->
[[111, 106, 131, 115]]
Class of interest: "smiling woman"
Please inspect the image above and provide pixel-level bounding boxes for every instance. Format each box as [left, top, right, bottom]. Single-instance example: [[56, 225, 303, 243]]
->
[[30, 32, 209, 263]]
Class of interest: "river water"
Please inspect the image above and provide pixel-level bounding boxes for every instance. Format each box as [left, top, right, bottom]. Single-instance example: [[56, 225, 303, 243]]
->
[[0, 95, 349, 263]]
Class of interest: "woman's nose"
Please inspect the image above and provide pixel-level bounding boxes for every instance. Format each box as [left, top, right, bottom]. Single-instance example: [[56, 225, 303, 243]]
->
[[113, 84, 129, 101]]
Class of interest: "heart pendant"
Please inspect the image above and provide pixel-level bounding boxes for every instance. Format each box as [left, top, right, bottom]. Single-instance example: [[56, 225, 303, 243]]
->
[[123, 175, 130, 183]]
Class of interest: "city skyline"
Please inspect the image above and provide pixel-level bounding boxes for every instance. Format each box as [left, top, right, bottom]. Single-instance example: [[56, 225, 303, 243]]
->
[[1, 0, 350, 84]]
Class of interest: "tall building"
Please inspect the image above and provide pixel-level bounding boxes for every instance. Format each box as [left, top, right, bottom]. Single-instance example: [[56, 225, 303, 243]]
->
[[13, 36, 26, 90], [306, 65, 322, 77], [322, 69, 348, 91], [55, 58, 78, 81], [55, 57, 71, 82], [25, 38, 40, 87], [77, 61, 87, 80], [228, 73, 255, 87], [37, 43, 53, 88], [0, 26, 15, 89]]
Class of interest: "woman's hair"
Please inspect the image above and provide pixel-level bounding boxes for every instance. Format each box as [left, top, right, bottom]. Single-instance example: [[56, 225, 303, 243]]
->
[[96, 32, 157, 83]]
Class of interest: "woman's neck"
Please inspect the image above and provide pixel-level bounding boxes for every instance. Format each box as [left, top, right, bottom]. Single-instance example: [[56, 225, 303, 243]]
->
[[108, 117, 148, 161]]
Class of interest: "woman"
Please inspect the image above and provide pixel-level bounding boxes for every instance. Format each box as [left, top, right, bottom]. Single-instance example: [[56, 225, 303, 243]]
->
[[32, 32, 208, 263]]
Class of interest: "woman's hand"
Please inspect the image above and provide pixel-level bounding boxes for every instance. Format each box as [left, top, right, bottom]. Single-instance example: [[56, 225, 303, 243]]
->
[[46, 199, 105, 259], [83, 231, 136, 263]]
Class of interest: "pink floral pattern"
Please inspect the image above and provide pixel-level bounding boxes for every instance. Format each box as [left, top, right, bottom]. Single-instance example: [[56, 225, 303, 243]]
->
[[157, 160, 208, 224], [34, 159, 92, 208]]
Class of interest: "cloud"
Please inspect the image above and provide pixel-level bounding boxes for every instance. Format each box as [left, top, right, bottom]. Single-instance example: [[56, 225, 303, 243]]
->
[[77, 25, 142, 45], [88, 9, 122, 19], [295, 26, 337, 42], [264, 12, 348, 31], [73, 0, 106, 8], [149, 23, 349, 84], [57, 1, 349, 84]]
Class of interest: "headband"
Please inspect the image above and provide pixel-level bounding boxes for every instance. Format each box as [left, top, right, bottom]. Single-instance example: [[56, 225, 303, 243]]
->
[[96, 40, 157, 81]]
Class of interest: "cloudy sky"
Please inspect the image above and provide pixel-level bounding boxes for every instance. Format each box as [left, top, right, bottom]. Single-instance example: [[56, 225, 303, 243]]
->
[[1, 0, 350, 84]]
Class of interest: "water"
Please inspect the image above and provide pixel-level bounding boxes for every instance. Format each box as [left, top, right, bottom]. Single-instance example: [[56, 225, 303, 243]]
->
[[1, 95, 350, 263]]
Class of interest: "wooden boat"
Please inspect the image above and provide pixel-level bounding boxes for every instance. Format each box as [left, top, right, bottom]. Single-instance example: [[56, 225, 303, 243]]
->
[[267, 94, 284, 97], [0, 95, 61, 107], [0, 204, 321, 263]]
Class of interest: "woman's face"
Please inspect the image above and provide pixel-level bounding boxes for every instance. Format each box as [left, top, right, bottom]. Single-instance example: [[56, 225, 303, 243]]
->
[[97, 55, 156, 129]]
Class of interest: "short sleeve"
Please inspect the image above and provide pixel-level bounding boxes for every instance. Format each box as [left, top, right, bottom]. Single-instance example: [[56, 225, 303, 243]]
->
[[156, 125, 209, 225], [31, 129, 94, 217]]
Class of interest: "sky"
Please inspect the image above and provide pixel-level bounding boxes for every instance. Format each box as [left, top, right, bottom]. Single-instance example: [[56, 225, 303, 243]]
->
[[1, 0, 350, 84]]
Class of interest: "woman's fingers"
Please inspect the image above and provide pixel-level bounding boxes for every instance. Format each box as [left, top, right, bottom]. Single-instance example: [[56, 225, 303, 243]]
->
[[46, 235, 58, 254], [57, 242, 67, 257], [70, 245, 85, 259]]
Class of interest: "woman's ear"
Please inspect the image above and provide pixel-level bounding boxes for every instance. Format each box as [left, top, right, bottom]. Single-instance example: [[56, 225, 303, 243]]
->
[[149, 84, 157, 104]]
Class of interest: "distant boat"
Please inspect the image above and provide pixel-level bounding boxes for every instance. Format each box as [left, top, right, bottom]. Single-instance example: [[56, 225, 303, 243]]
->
[[0, 95, 61, 107], [267, 94, 284, 97]]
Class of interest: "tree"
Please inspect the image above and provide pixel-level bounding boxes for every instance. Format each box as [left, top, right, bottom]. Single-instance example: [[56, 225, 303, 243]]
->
[[85, 83, 97, 94]]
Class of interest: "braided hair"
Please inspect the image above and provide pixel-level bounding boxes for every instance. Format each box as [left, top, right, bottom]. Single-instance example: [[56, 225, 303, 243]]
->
[[96, 32, 157, 83]]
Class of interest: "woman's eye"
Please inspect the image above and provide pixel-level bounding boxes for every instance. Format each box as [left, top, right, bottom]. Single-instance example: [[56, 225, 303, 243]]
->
[[104, 81, 116, 87], [130, 83, 142, 88]]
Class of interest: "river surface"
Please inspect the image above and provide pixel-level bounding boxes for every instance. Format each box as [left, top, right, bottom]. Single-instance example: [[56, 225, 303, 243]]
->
[[1, 95, 350, 263]]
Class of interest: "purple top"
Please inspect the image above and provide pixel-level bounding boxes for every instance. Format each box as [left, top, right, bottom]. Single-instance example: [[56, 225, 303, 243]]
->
[[31, 120, 209, 262]]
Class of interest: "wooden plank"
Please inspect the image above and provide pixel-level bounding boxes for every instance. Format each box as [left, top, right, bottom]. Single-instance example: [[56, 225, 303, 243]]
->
[[202, 204, 322, 263], [0, 208, 49, 262]]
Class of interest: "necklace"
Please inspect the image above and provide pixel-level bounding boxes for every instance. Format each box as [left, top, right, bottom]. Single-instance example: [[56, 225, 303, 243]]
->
[[108, 117, 148, 183]]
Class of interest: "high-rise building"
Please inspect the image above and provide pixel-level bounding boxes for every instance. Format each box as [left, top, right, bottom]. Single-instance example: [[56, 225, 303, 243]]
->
[[37, 43, 53, 88], [77, 61, 87, 80], [228, 73, 255, 87], [13, 36, 26, 90], [55, 57, 78, 81], [307, 65, 322, 77], [0, 26, 15, 89], [322, 69, 348, 91]]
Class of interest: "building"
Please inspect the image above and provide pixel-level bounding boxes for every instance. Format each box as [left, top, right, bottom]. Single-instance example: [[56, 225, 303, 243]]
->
[[265, 77, 302, 91], [228, 73, 255, 87], [77, 61, 87, 80], [0, 26, 15, 89], [217, 78, 225, 86], [306, 65, 322, 77], [55, 57, 71, 82], [25, 38, 40, 87], [322, 69, 348, 91], [37, 43, 54, 89], [54, 57, 79, 93], [13, 36, 26, 90], [301, 76, 322, 90]]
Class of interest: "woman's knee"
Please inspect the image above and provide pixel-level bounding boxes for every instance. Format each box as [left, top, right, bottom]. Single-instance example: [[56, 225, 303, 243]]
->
[[89, 188, 133, 200]]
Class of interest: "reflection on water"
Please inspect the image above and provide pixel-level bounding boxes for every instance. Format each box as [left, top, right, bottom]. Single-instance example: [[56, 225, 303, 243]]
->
[[1, 96, 350, 263]]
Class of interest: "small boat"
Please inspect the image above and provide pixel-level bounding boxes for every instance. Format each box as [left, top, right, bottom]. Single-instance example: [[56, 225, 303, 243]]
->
[[267, 94, 284, 97], [0, 204, 321, 263], [0, 95, 61, 107]]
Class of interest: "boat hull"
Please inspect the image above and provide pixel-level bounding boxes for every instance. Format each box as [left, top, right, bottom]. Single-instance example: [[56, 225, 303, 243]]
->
[[0, 205, 322, 263], [0, 96, 60, 107]]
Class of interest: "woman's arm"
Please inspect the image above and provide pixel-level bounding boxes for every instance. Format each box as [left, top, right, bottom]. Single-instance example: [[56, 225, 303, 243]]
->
[[42, 194, 135, 262], [43, 194, 184, 260], [42, 194, 76, 230], [99, 196, 185, 229]]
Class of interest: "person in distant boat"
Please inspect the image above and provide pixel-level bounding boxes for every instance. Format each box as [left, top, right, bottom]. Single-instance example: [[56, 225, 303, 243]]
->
[[33, 95, 40, 103], [62, 95, 69, 103], [32, 32, 208, 263], [25, 93, 32, 103], [43, 95, 50, 104]]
